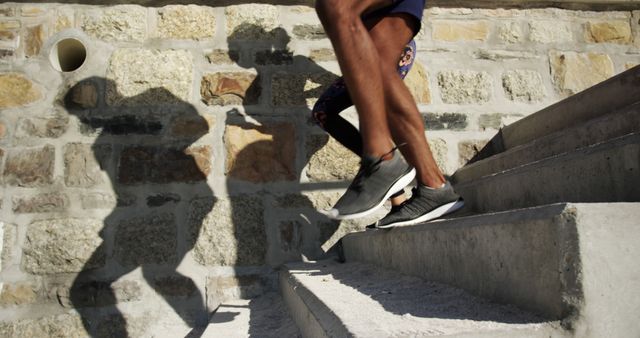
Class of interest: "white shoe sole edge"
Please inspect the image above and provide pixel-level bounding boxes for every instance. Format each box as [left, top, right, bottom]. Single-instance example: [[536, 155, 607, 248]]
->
[[376, 199, 465, 229], [324, 168, 416, 220]]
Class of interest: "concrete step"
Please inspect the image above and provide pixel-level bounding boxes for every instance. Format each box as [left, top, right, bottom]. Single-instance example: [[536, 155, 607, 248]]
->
[[472, 65, 640, 162], [149, 292, 301, 338], [342, 203, 640, 338], [454, 132, 640, 213], [452, 101, 640, 184], [280, 260, 565, 338]]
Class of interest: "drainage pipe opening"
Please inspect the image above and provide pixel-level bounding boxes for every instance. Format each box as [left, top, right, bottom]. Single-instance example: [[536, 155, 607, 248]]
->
[[50, 38, 87, 72]]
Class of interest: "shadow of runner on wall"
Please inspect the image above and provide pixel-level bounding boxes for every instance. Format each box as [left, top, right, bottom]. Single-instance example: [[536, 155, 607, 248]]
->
[[221, 22, 344, 269], [216, 23, 346, 337], [63, 78, 214, 337]]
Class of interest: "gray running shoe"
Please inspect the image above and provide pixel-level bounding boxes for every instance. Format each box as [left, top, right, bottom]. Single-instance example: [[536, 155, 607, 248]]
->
[[325, 149, 415, 220], [375, 182, 464, 228]]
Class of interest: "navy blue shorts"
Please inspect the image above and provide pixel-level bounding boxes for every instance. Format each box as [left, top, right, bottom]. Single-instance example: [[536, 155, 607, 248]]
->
[[364, 0, 426, 36]]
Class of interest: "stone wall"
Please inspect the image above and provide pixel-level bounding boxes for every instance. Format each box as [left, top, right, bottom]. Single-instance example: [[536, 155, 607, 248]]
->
[[0, 2, 638, 336]]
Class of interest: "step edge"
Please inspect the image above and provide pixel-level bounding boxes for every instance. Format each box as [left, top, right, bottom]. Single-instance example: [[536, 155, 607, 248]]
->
[[453, 104, 640, 183], [454, 132, 640, 186]]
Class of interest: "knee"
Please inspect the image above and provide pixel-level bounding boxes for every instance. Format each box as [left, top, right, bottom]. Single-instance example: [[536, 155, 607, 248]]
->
[[312, 102, 328, 129]]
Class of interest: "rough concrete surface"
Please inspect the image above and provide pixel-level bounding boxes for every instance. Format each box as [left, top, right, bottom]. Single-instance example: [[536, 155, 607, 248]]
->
[[149, 292, 301, 338], [281, 260, 563, 338], [342, 203, 640, 338]]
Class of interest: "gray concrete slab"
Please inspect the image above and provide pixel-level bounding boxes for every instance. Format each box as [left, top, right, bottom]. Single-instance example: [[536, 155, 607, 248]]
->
[[281, 260, 564, 338], [342, 203, 640, 338], [453, 102, 640, 184], [454, 133, 640, 213]]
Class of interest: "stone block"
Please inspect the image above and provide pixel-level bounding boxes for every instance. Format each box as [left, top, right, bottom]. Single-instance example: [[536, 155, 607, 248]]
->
[[0, 29, 17, 45], [170, 114, 214, 138], [498, 21, 524, 43], [189, 196, 266, 266], [309, 48, 335, 62], [225, 123, 296, 183], [272, 72, 338, 106], [117, 145, 211, 185], [12, 193, 69, 214], [423, 112, 468, 130], [0, 121, 7, 139], [225, 4, 279, 39], [429, 138, 449, 173], [206, 274, 266, 306], [4, 145, 54, 187], [529, 21, 573, 43], [0, 73, 42, 109], [22, 218, 104, 274], [459, 139, 490, 166], [206, 49, 238, 65], [0, 313, 87, 337], [585, 21, 632, 44], [64, 143, 110, 188], [16, 115, 69, 139], [274, 194, 314, 209], [65, 80, 98, 109], [305, 135, 359, 182], [152, 276, 197, 298], [0, 20, 20, 30], [302, 191, 342, 211], [550, 51, 614, 96], [114, 213, 176, 266], [201, 72, 260, 106], [404, 61, 431, 104], [0, 49, 14, 60], [81, 5, 147, 42], [478, 113, 524, 130], [24, 25, 43, 58], [53, 279, 141, 308], [94, 314, 150, 338], [0, 7, 15, 17], [438, 70, 491, 104], [0, 282, 39, 306], [1, 222, 16, 272], [502, 70, 545, 102], [21, 6, 46, 17], [626, 63, 639, 70], [157, 5, 216, 40], [106, 49, 193, 106], [280, 221, 302, 252], [80, 193, 117, 210], [293, 24, 326, 40], [54, 10, 73, 33], [432, 20, 489, 42]]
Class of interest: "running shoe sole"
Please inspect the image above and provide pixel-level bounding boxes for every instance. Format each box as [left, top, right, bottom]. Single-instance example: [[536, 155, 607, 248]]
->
[[376, 198, 465, 229], [324, 168, 416, 220]]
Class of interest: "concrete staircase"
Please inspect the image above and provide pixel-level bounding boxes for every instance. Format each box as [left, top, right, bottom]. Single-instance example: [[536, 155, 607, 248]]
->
[[280, 66, 640, 338]]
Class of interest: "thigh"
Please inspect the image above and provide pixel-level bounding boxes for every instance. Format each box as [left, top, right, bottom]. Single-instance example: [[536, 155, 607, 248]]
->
[[368, 14, 416, 72]]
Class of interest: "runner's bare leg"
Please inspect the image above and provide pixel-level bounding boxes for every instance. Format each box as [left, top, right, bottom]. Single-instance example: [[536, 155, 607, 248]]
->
[[316, 0, 445, 187]]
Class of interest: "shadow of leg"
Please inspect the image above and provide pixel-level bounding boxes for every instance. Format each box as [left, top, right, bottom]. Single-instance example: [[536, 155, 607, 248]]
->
[[70, 244, 130, 338]]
